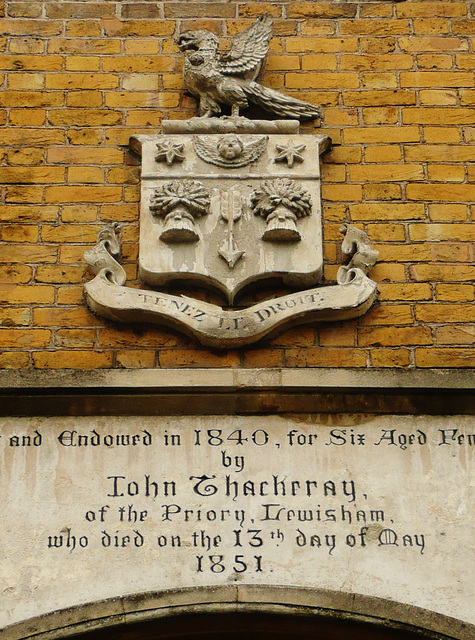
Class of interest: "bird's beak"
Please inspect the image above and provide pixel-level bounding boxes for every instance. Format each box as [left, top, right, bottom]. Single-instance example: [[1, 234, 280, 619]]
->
[[175, 33, 196, 51]]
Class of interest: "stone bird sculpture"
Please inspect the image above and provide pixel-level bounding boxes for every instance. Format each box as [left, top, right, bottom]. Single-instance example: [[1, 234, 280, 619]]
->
[[176, 14, 320, 121]]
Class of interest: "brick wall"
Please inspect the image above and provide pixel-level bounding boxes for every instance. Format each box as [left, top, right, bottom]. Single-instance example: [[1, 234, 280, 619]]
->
[[1, 0, 474, 370]]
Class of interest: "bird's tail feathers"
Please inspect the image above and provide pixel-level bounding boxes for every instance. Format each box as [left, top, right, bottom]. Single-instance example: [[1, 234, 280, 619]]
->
[[243, 81, 320, 121]]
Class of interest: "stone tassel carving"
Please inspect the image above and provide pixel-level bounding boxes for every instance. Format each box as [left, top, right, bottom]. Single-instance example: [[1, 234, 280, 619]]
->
[[150, 180, 211, 243], [337, 224, 379, 285], [84, 223, 126, 286]]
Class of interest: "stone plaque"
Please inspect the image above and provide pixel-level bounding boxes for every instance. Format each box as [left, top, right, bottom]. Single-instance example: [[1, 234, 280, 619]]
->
[[1, 415, 473, 629]]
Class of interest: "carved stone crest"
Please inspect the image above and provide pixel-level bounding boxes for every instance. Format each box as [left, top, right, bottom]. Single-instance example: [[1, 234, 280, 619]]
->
[[85, 121, 378, 347], [131, 129, 330, 303], [176, 13, 320, 120], [84, 15, 379, 347]]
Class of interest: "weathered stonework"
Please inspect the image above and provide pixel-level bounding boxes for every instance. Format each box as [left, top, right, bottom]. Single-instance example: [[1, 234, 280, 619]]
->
[[1, 414, 473, 634], [176, 14, 320, 121], [82, 14, 378, 347], [84, 119, 378, 347], [134, 126, 330, 299], [1, 4, 475, 640]]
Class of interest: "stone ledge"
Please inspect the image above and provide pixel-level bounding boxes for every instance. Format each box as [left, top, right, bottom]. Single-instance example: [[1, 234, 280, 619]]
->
[[161, 117, 301, 134], [0, 369, 474, 416], [1, 368, 474, 390]]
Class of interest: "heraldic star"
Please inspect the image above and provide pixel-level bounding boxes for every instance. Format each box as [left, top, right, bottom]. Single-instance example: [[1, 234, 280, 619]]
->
[[176, 14, 320, 121], [274, 141, 306, 167], [155, 139, 185, 166]]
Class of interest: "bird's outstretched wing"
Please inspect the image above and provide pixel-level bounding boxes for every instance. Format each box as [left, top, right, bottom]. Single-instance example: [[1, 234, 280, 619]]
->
[[218, 13, 273, 79]]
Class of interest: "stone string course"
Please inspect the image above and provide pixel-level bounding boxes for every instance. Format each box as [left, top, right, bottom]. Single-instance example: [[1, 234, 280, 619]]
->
[[1, 1, 475, 370]]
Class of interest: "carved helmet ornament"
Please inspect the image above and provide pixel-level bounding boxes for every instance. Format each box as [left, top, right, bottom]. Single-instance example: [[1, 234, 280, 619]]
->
[[84, 15, 379, 348]]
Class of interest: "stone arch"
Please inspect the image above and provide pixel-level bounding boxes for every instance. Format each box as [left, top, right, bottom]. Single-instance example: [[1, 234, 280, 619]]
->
[[4, 586, 472, 640]]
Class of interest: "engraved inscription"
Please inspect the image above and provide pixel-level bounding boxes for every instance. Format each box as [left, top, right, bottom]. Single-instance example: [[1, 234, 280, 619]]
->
[[1, 416, 473, 629]]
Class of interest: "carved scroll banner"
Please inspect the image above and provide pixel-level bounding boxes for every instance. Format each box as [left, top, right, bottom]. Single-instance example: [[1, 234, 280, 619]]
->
[[85, 268, 376, 348], [1, 415, 474, 630]]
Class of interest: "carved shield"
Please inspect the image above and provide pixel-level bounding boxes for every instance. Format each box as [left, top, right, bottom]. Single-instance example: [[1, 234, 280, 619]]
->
[[131, 131, 330, 303]]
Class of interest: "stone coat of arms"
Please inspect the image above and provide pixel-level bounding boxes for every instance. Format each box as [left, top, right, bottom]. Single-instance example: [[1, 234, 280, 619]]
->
[[84, 15, 378, 348]]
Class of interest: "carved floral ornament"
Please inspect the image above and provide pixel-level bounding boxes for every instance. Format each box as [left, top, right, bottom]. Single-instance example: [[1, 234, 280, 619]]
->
[[274, 141, 306, 168], [149, 177, 312, 247], [83, 15, 379, 348]]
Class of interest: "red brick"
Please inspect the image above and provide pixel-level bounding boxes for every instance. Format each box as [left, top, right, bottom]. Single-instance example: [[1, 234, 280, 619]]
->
[[33, 350, 112, 369], [0, 328, 51, 347], [285, 347, 366, 367]]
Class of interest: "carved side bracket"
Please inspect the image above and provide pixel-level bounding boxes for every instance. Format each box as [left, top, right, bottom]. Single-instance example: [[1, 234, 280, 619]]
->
[[84, 223, 126, 287], [337, 224, 379, 285]]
